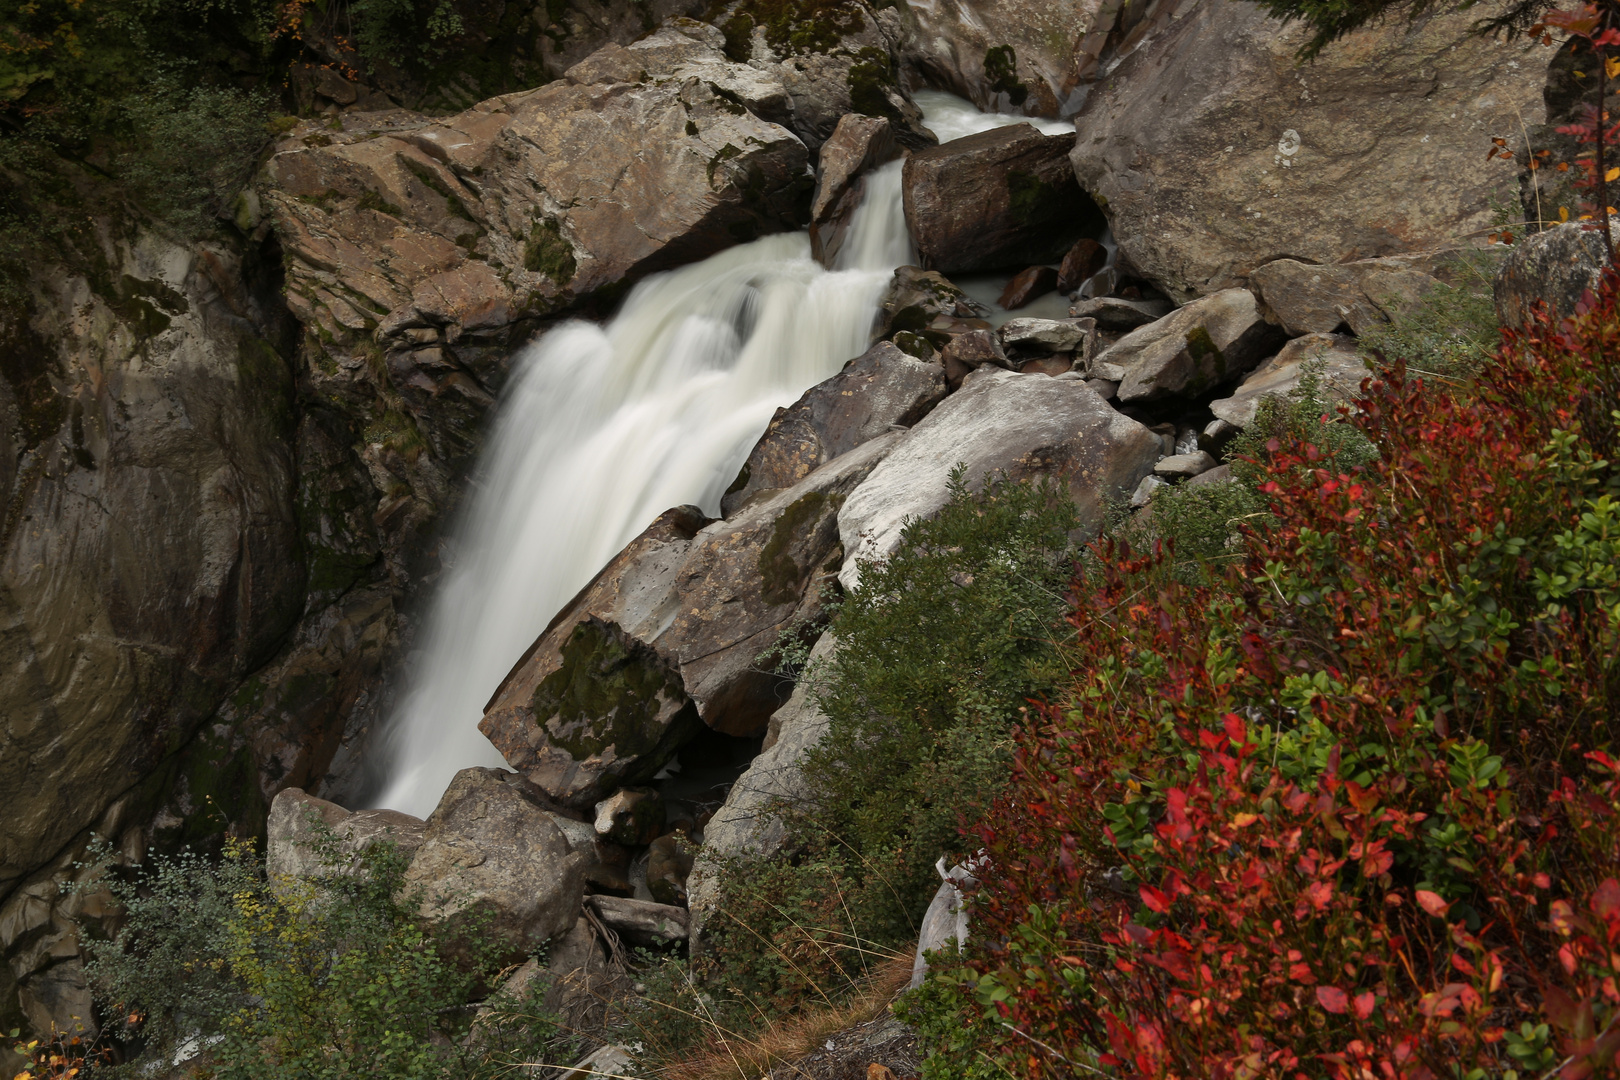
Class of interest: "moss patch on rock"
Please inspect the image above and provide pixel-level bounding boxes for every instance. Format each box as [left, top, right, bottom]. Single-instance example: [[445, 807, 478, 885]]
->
[[983, 45, 1029, 107], [523, 217, 577, 285], [758, 490, 842, 606], [530, 617, 692, 761]]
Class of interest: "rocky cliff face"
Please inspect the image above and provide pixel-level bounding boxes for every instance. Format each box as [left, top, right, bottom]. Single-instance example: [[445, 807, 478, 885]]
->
[[0, 0, 1560, 1044]]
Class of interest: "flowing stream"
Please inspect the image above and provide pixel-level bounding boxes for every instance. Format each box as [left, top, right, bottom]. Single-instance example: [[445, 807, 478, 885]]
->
[[366, 96, 1070, 818]]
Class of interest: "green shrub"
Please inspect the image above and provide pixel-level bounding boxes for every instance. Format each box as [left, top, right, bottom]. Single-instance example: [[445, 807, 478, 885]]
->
[[77, 824, 574, 1079], [1357, 249, 1504, 383]]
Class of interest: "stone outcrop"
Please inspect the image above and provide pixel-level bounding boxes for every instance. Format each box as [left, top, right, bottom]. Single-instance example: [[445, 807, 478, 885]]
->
[[1209, 332, 1367, 428], [900, 0, 1107, 115], [1067, 0, 1550, 301], [903, 125, 1103, 273], [1493, 221, 1618, 329], [837, 368, 1161, 587], [722, 341, 946, 514], [1090, 288, 1285, 403], [265, 788, 427, 880], [809, 114, 903, 267], [877, 266, 991, 341], [402, 767, 585, 964], [687, 633, 837, 939], [482, 435, 901, 807], [1250, 256, 1442, 336]]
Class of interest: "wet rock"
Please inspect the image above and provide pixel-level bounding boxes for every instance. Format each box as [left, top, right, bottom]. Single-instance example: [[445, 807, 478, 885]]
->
[[1250, 256, 1442, 336], [1090, 288, 1285, 403], [722, 341, 946, 515], [479, 507, 711, 808], [586, 895, 689, 945], [483, 436, 903, 806], [1056, 238, 1109, 294], [903, 124, 1101, 273], [594, 788, 665, 847], [687, 633, 836, 938], [1067, 0, 1549, 301], [999, 265, 1060, 309], [266, 788, 426, 880], [1070, 295, 1173, 331], [810, 114, 902, 267], [403, 768, 586, 965], [1209, 332, 1366, 428], [900, 0, 1100, 115], [878, 265, 990, 339], [1494, 221, 1620, 329], [1154, 450, 1218, 478], [838, 369, 1161, 587]]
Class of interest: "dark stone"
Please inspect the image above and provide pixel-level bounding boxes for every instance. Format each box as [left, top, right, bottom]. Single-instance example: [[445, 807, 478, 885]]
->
[[940, 329, 1009, 371], [1056, 238, 1108, 293], [902, 124, 1103, 273], [1493, 222, 1618, 329], [998, 265, 1060, 309]]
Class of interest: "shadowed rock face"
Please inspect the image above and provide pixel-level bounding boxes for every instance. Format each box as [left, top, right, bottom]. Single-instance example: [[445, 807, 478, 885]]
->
[[1067, 0, 1549, 302], [903, 124, 1103, 274], [809, 114, 902, 267], [1089, 288, 1286, 403], [481, 435, 902, 807]]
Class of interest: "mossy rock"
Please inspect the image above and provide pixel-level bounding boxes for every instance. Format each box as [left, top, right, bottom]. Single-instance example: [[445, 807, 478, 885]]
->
[[531, 617, 698, 763]]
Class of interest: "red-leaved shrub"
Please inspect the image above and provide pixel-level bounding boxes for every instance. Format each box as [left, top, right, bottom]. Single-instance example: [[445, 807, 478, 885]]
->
[[953, 273, 1620, 1078]]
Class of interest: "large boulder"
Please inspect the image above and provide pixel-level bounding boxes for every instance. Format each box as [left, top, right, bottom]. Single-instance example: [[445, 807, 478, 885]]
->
[[1250, 256, 1443, 336], [1090, 288, 1286, 403], [903, 125, 1103, 274], [809, 114, 902, 267], [687, 633, 836, 940], [1493, 221, 1617, 329], [900, 0, 1107, 115], [1209, 333, 1367, 428], [482, 435, 902, 807], [722, 341, 947, 514], [402, 768, 586, 964], [1067, 0, 1550, 301], [265, 788, 425, 881], [837, 368, 1161, 587]]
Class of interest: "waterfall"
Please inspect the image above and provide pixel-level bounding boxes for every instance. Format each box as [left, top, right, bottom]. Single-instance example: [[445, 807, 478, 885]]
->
[[365, 97, 1060, 819]]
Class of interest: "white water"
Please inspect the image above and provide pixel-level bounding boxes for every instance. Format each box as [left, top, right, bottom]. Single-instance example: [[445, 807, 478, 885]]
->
[[367, 96, 1052, 818]]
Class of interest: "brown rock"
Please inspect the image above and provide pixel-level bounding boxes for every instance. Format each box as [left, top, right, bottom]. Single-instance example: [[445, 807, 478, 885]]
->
[[940, 329, 1010, 374], [1249, 257, 1441, 336], [999, 265, 1060, 309], [810, 114, 902, 267], [1069, 295, 1173, 331], [1090, 288, 1286, 403], [903, 124, 1103, 273], [594, 788, 665, 847], [403, 768, 586, 966], [647, 832, 697, 906], [722, 341, 947, 515], [900, 0, 1100, 115], [1018, 355, 1075, 376], [1056, 238, 1108, 293], [878, 265, 990, 338], [1067, 0, 1550, 301]]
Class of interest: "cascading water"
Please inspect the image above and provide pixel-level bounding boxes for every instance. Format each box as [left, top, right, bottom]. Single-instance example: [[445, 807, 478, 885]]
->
[[366, 96, 1064, 818]]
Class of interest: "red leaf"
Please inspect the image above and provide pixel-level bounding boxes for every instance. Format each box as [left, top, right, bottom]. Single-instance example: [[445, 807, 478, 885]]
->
[[1353, 992, 1376, 1020], [1316, 985, 1349, 1014], [1590, 877, 1620, 920], [1416, 890, 1451, 918], [1139, 885, 1172, 914]]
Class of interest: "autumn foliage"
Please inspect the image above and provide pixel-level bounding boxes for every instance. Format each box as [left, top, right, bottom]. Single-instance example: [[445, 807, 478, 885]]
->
[[952, 273, 1620, 1078]]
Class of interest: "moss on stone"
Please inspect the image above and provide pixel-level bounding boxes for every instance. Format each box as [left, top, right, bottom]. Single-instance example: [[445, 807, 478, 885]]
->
[[891, 330, 935, 360], [530, 618, 691, 760], [983, 45, 1029, 107], [847, 47, 900, 121], [758, 490, 842, 606], [725, 0, 864, 57], [357, 189, 404, 217], [707, 143, 743, 188], [523, 217, 577, 285]]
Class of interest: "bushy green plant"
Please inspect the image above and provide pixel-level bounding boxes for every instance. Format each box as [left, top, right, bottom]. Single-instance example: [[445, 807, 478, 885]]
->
[[1357, 250, 1504, 383], [78, 823, 572, 1080]]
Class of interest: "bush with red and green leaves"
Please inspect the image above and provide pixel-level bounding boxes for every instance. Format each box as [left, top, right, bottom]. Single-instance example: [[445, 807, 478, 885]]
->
[[932, 273, 1620, 1079]]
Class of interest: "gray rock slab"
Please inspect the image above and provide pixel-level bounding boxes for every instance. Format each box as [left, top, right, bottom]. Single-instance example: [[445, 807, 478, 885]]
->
[[1209, 332, 1366, 428], [1090, 288, 1285, 403]]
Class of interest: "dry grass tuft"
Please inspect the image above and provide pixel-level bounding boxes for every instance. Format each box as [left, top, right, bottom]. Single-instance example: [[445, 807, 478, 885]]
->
[[652, 950, 917, 1080]]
